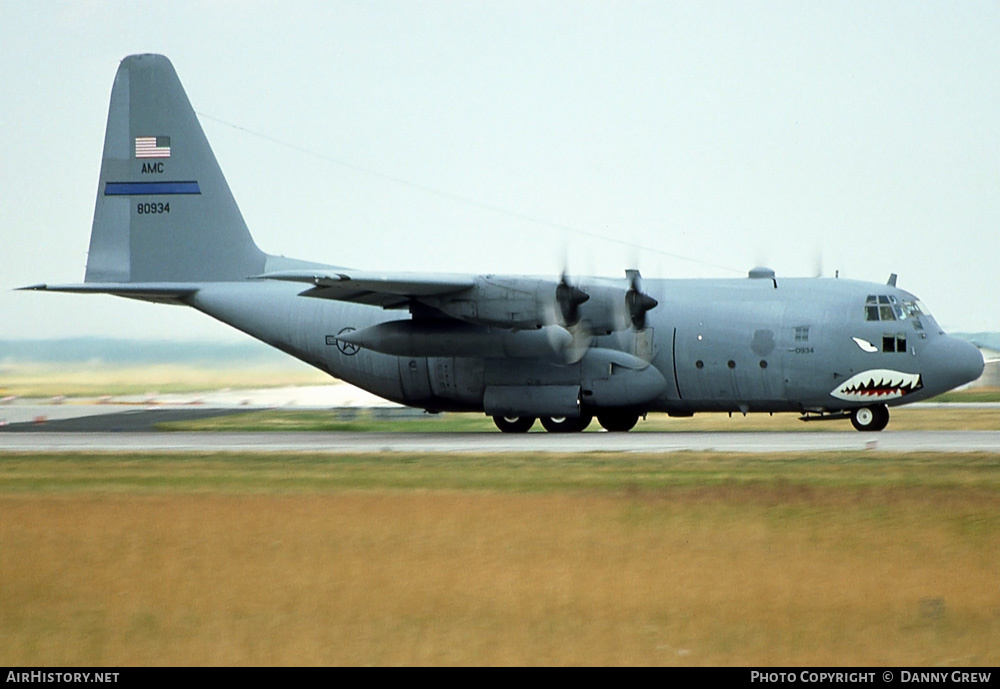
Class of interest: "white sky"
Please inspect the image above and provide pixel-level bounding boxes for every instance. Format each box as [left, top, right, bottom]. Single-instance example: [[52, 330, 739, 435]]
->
[[2, 1, 998, 341]]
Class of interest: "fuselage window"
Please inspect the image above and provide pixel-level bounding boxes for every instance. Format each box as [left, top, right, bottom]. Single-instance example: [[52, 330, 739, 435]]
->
[[882, 333, 908, 353], [795, 326, 810, 342]]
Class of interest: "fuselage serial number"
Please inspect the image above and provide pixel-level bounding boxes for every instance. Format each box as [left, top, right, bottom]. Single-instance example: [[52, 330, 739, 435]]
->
[[137, 202, 170, 214]]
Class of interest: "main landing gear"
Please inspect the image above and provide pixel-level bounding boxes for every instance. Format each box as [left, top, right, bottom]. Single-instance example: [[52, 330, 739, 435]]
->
[[492, 415, 537, 433], [492, 410, 642, 433], [850, 404, 890, 432], [540, 414, 592, 433], [596, 410, 640, 432]]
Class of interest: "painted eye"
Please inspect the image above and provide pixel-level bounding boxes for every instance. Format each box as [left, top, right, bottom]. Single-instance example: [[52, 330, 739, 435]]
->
[[852, 337, 878, 353]]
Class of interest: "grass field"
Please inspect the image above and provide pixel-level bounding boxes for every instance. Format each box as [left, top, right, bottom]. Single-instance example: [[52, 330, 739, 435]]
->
[[2, 451, 998, 666], [4, 363, 998, 665]]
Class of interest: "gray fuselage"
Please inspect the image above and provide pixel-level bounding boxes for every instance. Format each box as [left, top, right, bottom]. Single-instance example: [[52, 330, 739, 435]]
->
[[186, 274, 983, 418]]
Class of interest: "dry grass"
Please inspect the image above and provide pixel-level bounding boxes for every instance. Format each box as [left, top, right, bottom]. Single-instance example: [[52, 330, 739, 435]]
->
[[2, 459, 998, 666], [1, 363, 329, 397]]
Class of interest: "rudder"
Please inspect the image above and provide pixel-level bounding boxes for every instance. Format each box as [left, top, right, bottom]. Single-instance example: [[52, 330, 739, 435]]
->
[[85, 54, 265, 283]]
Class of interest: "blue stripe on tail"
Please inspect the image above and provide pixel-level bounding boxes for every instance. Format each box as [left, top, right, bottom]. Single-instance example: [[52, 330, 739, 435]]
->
[[104, 181, 201, 195]]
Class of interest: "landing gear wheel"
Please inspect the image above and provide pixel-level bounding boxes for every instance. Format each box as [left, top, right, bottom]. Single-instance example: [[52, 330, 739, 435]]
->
[[597, 410, 640, 432], [850, 404, 889, 432], [540, 413, 592, 433], [871, 404, 890, 431], [493, 416, 535, 433]]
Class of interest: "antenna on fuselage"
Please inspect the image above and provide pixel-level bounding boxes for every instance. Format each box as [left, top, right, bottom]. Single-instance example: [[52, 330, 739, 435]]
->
[[887, 273, 898, 287], [748, 266, 777, 289]]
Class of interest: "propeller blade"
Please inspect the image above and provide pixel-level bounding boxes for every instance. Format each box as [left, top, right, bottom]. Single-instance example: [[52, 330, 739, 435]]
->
[[561, 321, 593, 364], [624, 270, 658, 330], [555, 274, 589, 326]]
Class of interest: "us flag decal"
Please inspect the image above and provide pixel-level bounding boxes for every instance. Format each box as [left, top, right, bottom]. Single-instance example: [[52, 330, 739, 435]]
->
[[135, 136, 171, 158]]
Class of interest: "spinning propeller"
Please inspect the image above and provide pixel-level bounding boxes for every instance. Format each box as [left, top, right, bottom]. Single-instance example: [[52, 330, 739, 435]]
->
[[624, 269, 658, 330], [555, 273, 590, 327], [544, 268, 659, 364]]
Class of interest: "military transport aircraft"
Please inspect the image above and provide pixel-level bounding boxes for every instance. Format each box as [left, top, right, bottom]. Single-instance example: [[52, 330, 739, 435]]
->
[[22, 54, 985, 433]]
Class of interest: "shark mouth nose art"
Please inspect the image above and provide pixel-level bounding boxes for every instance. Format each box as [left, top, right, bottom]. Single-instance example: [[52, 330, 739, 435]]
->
[[830, 369, 923, 401]]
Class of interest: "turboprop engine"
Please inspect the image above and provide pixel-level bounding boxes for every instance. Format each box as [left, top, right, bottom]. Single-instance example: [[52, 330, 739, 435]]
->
[[422, 274, 657, 336]]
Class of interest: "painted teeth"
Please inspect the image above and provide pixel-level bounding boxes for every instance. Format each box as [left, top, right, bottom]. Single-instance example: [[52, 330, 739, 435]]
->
[[830, 369, 923, 402], [842, 379, 916, 396]]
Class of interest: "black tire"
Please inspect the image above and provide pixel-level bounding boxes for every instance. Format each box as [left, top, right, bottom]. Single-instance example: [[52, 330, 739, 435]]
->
[[493, 415, 535, 433], [597, 410, 640, 432], [872, 404, 890, 431], [850, 404, 889, 432], [540, 413, 592, 433]]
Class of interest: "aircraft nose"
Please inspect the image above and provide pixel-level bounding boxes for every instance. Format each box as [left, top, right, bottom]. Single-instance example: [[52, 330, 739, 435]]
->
[[922, 336, 985, 394]]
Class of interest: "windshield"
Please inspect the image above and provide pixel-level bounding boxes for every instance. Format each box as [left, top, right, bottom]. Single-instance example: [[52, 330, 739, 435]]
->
[[864, 295, 929, 329]]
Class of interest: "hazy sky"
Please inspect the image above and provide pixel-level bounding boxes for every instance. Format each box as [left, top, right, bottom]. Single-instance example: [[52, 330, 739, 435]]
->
[[2, 1, 998, 342]]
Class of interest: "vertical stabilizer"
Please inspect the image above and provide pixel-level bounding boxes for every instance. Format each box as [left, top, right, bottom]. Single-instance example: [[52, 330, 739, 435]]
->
[[85, 54, 265, 283]]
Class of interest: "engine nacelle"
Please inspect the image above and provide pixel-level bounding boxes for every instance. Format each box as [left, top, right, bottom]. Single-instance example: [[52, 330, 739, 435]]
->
[[580, 349, 668, 407], [427, 276, 630, 333], [573, 283, 629, 335]]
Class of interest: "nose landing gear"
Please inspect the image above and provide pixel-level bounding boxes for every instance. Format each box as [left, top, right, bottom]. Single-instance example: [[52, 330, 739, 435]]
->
[[850, 404, 889, 432]]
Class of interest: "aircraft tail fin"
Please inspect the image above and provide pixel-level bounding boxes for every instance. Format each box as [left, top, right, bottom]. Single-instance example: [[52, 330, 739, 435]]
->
[[85, 54, 266, 283]]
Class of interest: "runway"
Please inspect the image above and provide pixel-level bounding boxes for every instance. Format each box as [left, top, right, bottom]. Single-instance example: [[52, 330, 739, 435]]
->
[[3, 397, 999, 453], [3, 430, 1000, 454]]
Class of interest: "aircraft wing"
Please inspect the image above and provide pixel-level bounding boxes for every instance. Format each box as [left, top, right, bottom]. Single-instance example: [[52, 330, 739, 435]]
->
[[255, 270, 476, 308]]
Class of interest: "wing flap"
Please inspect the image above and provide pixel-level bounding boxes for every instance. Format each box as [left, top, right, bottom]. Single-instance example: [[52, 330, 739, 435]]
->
[[254, 269, 475, 307]]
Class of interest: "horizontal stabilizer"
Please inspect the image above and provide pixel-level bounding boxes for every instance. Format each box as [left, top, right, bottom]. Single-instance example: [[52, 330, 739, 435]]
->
[[19, 283, 199, 305]]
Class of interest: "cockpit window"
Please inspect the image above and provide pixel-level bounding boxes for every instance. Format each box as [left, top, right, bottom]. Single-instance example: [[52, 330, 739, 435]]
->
[[903, 300, 927, 317], [865, 295, 929, 328], [865, 295, 898, 321], [865, 295, 879, 321], [904, 300, 928, 330]]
